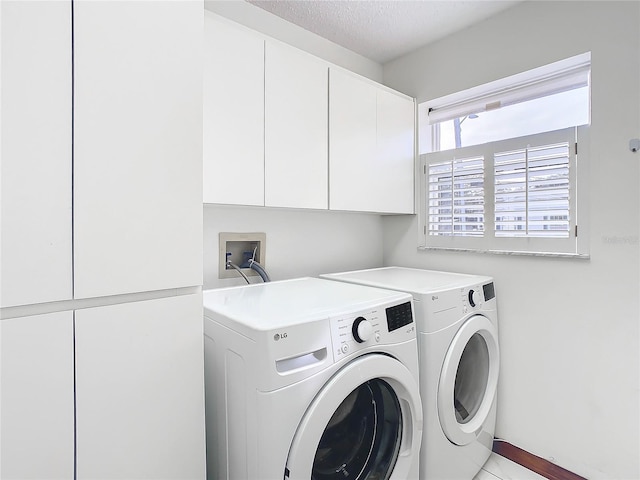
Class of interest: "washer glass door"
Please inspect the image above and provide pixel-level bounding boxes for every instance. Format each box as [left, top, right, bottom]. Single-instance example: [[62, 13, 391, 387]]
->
[[313, 379, 401, 479], [285, 354, 422, 480], [437, 314, 499, 446]]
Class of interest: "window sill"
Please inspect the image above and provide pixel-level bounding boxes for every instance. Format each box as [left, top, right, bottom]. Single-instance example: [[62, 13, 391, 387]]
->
[[418, 245, 590, 259]]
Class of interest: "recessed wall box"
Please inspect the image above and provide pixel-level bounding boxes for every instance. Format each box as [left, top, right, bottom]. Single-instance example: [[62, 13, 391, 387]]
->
[[219, 232, 266, 280]]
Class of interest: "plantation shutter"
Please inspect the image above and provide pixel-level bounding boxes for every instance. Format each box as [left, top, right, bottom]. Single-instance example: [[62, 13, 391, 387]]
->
[[428, 156, 484, 236], [422, 126, 583, 255], [494, 141, 571, 238]]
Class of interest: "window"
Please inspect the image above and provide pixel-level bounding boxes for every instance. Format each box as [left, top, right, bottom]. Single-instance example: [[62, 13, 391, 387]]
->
[[431, 86, 589, 152], [419, 53, 590, 257]]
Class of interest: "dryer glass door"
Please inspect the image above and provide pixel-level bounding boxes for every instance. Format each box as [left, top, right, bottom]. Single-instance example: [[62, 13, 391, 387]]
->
[[285, 354, 422, 480], [437, 314, 499, 446], [455, 333, 490, 424]]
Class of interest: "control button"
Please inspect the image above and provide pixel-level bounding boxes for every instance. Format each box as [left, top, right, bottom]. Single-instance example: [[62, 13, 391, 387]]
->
[[352, 316, 373, 343], [375, 332, 381, 343], [341, 344, 349, 354], [468, 289, 482, 308]]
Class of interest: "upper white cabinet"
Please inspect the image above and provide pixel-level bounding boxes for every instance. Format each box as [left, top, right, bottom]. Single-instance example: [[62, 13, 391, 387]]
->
[[329, 69, 378, 212], [203, 13, 264, 206], [0, 0, 73, 307], [73, 1, 203, 299], [0, 311, 75, 479], [329, 68, 415, 214], [264, 42, 329, 209], [75, 294, 205, 480], [203, 14, 415, 214], [376, 87, 416, 213]]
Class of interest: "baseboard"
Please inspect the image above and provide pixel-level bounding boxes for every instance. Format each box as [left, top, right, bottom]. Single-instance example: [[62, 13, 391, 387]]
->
[[492, 439, 587, 480]]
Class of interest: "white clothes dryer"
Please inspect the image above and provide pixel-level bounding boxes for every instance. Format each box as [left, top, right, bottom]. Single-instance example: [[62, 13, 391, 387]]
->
[[203, 277, 423, 480], [321, 267, 500, 480]]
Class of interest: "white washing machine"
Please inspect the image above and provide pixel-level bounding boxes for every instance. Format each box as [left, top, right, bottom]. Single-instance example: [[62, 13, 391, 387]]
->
[[203, 277, 423, 480], [321, 267, 499, 480]]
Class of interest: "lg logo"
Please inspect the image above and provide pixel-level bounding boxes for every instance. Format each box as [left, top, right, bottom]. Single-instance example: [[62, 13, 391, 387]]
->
[[273, 332, 288, 341]]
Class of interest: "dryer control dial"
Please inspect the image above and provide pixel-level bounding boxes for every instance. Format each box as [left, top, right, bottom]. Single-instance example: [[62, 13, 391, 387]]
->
[[468, 289, 482, 308], [352, 317, 373, 343]]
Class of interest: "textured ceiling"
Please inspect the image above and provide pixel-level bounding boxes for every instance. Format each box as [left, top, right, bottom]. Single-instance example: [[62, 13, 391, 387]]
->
[[247, 0, 522, 64]]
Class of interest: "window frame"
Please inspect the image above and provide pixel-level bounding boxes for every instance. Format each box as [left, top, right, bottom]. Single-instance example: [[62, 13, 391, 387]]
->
[[424, 52, 591, 127], [419, 125, 590, 257]]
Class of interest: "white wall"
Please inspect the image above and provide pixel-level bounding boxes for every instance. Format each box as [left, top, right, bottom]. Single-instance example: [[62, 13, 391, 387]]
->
[[204, 0, 382, 82], [382, 2, 639, 479], [202, 2, 385, 290], [203, 206, 384, 289]]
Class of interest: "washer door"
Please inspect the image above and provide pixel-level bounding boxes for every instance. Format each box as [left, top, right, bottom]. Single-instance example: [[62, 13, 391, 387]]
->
[[285, 354, 422, 480], [438, 314, 499, 446]]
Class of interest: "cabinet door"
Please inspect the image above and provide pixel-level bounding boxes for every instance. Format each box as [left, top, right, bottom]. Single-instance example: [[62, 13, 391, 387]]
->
[[73, 1, 203, 299], [329, 69, 415, 214], [0, 0, 72, 307], [265, 42, 328, 209], [203, 13, 264, 206], [0, 311, 74, 479], [376, 88, 415, 214], [329, 69, 378, 212], [75, 294, 205, 480]]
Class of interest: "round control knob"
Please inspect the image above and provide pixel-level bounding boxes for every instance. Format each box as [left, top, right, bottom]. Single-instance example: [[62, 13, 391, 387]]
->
[[468, 289, 482, 308], [352, 316, 373, 343]]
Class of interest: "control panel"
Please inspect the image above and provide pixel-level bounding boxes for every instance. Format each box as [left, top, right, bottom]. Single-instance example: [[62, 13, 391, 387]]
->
[[330, 301, 414, 360], [386, 301, 413, 332], [462, 282, 495, 312]]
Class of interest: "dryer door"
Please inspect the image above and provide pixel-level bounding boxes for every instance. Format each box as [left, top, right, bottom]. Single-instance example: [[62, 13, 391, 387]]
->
[[437, 314, 499, 446], [285, 354, 422, 480]]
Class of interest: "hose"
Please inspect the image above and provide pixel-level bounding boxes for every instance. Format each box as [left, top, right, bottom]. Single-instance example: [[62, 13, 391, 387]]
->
[[226, 261, 251, 284], [248, 259, 271, 283]]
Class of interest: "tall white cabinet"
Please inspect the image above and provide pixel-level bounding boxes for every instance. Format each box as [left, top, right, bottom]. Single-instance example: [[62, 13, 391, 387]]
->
[[0, 312, 75, 480], [73, 0, 203, 298], [75, 295, 204, 480], [0, 0, 73, 308], [0, 2, 205, 479]]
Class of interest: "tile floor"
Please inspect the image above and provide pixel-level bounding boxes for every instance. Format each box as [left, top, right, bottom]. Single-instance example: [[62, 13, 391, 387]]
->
[[474, 453, 548, 480]]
